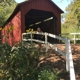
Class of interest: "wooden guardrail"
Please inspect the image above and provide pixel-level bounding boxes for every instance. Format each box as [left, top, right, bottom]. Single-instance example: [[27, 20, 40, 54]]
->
[[22, 31, 76, 80]]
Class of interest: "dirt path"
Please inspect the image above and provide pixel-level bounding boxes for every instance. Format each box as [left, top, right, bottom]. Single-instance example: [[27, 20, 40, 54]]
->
[[40, 44, 80, 80]]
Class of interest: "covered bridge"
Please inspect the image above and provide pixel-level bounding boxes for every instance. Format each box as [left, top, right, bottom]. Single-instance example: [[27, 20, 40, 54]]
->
[[2, 0, 63, 45]]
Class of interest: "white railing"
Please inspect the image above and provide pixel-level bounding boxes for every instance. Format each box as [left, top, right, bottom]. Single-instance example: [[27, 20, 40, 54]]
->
[[22, 31, 76, 80], [61, 33, 80, 44], [70, 33, 80, 44]]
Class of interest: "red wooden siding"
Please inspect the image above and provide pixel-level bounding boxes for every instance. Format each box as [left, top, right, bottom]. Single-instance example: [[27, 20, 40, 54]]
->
[[2, 0, 63, 45], [2, 12, 21, 46], [21, 0, 62, 33]]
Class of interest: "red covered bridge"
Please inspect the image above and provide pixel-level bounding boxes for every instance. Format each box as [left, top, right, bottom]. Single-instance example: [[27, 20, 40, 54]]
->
[[2, 0, 63, 46]]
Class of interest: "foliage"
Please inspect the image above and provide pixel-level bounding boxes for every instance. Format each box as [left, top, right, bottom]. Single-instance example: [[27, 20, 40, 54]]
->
[[61, 0, 80, 42], [0, 41, 71, 80], [0, 42, 37, 80], [62, 0, 80, 32], [0, 27, 2, 30], [0, 0, 16, 6], [0, 41, 60, 80], [0, 0, 17, 27], [0, 42, 55, 80], [26, 28, 34, 33], [38, 67, 58, 80]]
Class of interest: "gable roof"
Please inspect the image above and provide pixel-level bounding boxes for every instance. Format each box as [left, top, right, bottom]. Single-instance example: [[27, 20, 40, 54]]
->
[[3, 0, 64, 26]]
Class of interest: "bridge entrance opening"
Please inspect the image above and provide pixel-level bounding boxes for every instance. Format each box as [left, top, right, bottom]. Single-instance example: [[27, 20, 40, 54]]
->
[[25, 9, 58, 42]]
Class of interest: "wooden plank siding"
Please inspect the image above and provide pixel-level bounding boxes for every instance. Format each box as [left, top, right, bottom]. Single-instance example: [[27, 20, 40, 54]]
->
[[2, 0, 63, 45], [2, 12, 21, 46], [21, 0, 62, 33]]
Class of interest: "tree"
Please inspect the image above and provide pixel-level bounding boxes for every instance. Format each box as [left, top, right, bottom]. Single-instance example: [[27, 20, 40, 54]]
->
[[0, 0, 17, 27], [62, 0, 80, 33]]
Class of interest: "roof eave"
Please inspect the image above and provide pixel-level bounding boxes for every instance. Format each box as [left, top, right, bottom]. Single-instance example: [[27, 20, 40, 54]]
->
[[50, 0, 64, 13]]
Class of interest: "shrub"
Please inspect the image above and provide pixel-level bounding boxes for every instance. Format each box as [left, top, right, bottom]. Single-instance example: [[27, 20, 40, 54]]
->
[[0, 42, 46, 80], [0, 42, 58, 80], [38, 68, 58, 80]]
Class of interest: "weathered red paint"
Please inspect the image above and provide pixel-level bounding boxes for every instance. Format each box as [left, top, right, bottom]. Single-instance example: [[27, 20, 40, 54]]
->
[[2, 12, 21, 46], [21, 0, 63, 33], [2, 0, 63, 45]]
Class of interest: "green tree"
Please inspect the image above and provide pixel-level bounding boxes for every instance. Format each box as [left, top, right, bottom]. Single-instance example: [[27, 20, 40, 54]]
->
[[62, 0, 80, 33], [0, 0, 17, 27]]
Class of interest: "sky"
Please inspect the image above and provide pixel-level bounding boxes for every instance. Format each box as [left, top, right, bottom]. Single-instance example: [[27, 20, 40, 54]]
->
[[15, 0, 71, 12], [52, 0, 71, 11]]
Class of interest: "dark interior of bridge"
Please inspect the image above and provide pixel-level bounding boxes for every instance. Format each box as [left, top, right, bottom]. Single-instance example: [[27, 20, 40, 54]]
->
[[25, 9, 58, 42]]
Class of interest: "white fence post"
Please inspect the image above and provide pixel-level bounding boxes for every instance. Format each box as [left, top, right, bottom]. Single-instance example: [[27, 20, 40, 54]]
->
[[22, 33, 24, 46], [31, 32, 32, 44], [45, 32, 48, 52], [74, 34, 76, 44], [65, 38, 76, 80], [65, 38, 70, 72]]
